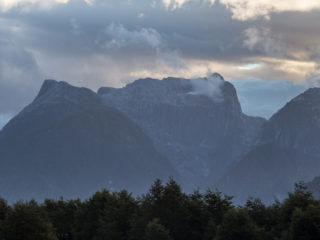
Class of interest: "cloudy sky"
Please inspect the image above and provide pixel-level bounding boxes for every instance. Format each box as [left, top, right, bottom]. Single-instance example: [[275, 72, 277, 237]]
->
[[1, 0, 320, 126]]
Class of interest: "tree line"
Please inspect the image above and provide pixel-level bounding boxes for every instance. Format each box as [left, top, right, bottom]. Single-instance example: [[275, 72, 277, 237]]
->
[[0, 179, 319, 240]]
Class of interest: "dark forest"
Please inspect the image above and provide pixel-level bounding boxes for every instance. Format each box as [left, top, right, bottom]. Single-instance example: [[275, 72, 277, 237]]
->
[[0, 179, 319, 240]]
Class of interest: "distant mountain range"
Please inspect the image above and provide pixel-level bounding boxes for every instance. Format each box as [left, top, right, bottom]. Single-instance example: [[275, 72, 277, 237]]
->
[[0, 74, 319, 202]]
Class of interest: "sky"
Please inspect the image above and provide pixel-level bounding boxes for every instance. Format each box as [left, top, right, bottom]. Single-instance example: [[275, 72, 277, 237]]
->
[[1, 0, 320, 127]]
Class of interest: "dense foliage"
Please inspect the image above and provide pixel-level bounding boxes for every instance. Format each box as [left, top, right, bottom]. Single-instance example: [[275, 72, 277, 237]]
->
[[0, 179, 319, 240]]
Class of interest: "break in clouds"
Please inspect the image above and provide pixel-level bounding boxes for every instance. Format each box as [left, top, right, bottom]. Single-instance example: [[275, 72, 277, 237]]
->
[[1, 0, 320, 123]]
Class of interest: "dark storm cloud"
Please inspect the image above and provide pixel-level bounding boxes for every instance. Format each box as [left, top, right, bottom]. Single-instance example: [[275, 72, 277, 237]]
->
[[1, 0, 320, 118], [1, 0, 254, 61]]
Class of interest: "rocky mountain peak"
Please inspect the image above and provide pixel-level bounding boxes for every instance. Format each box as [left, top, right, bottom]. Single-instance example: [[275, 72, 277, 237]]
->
[[270, 87, 320, 118], [219, 87, 320, 203], [261, 87, 320, 140], [0, 79, 179, 201], [211, 72, 224, 80], [98, 74, 240, 112], [289, 87, 320, 110], [293, 87, 320, 100], [33, 79, 99, 107], [1, 80, 102, 138]]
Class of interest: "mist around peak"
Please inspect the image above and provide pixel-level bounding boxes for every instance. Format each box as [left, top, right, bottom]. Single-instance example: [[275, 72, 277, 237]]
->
[[189, 73, 225, 101]]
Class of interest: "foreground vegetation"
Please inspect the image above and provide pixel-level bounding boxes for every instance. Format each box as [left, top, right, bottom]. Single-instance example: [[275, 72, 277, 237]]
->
[[0, 179, 319, 240]]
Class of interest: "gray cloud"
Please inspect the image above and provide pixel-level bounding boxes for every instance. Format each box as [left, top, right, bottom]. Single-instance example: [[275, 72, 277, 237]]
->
[[0, 0, 320, 118], [305, 48, 320, 87], [0, 0, 95, 12], [0, 0, 69, 12], [243, 27, 285, 57], [0, 23, 43, 115], [163, 0, 320, 21], [162, 0, 215, 10], [97, 23, 162, 49], [219, 0, 320, 21]]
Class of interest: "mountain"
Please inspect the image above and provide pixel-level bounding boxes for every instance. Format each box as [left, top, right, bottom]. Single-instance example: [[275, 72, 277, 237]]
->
[[307, 176, 320, 199], [219, 88, 320, 203], [260, 88, 320, 155], [5, 74, 317, 203], [98, 74, 265, 190], [0, 80, 178, 201]]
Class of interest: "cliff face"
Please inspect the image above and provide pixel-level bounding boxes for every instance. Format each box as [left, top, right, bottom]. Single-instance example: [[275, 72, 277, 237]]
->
[[0, 80, 178, 201], [98, 74, 265, 189]]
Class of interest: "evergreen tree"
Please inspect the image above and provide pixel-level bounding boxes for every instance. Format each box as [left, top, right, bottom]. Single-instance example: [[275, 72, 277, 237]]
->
[[73, 189, 137, 240], [282, 182, 315, 223], [0, 198, 11, 239], [44, 198, 81, 240], [215, 208, 262, 240], [144, 219, 173, 240], [289, 205, 320, 240], [0, 180, 319, 240], [204, 189, 233, 225], [184, 190, 207, 240], [2, 200, 57, 240], [143, 178, 190, 240]]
